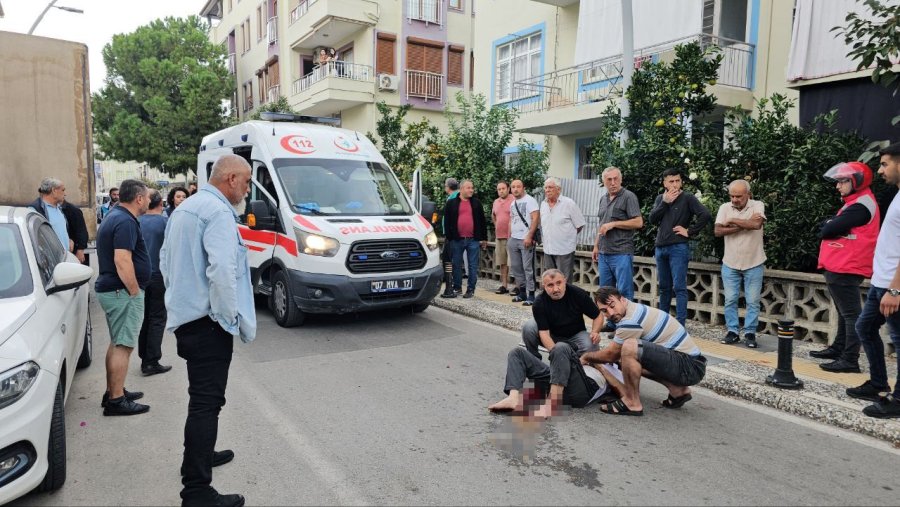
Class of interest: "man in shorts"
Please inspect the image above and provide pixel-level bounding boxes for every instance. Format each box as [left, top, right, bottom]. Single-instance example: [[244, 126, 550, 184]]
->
[[580, 286, 707, 416], [95, 179, 152, 416]]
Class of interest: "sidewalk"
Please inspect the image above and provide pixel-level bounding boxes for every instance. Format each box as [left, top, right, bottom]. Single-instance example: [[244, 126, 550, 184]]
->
[[433, 280, 900, 446]]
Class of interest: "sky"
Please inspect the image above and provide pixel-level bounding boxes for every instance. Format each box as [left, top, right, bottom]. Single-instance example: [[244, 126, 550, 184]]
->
[[0, 0, 207, 92]]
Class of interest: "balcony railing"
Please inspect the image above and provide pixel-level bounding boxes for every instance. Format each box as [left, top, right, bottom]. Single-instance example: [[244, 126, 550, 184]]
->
[[511, 33, 755, 115], [406, 69, 443, 102], [291, 60, 374, 95], [407, 0, 443, 26], [267, 84, 281, 103], [290, 0, 319, 25], [267, 16, 278, 44], [227, 53, 236, 75]]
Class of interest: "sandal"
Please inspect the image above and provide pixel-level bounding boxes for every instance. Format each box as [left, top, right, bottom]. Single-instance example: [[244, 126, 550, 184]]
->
[[662, 393, 692, 409], [599, 399, 643, 416]]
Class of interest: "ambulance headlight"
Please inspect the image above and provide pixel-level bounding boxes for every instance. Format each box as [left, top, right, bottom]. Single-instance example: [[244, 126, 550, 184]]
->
[[424, 231, 438, 251], [296, 229, 340, 257]]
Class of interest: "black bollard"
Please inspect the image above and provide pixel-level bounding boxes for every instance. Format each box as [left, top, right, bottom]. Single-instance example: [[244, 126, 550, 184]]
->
[[765, 319, 804, 389]]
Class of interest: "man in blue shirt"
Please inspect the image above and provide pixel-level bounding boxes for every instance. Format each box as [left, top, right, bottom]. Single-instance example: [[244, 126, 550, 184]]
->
[[99, 186, 119, 222], [95, 179, 152, 416], [28, 177, 70, 250], [137, 190, 172, 376], [161, 154, 255, 507]]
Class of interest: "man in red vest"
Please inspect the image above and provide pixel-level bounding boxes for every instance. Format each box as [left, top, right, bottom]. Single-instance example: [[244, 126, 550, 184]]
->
[[811, 162, 880, 373]]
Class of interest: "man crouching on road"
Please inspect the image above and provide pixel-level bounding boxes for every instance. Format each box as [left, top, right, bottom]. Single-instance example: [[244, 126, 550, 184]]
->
[[488, 269, 617, 417], [580, 287, 707, 416]]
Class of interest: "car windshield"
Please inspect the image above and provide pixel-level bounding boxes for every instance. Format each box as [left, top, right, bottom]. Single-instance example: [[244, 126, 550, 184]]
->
[[273, 158, 413, 216], [0, 224, 33, 299]]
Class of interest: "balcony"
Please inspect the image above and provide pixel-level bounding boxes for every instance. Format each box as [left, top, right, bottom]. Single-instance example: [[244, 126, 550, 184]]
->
[[406, 70, 444, 102], [407, 0, 443, 27], [267, 16, 278, 44], [290, 60, 375, 116], [228, 53, 236, 75], [286, 0, 377, 51], [267, 84, 281, 103], [528, 0, 578, 6], [512, 33, 755, 135]]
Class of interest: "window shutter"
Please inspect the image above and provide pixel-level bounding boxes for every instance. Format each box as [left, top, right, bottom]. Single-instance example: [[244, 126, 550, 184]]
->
[[376, 34, 396, 75], [407, 42, 426, 71], [448, 46, 464, 85], [424, 45, 442, 74]]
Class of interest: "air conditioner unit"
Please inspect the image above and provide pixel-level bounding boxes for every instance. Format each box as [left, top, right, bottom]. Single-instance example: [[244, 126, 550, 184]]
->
[[378, 73, 399, 91]]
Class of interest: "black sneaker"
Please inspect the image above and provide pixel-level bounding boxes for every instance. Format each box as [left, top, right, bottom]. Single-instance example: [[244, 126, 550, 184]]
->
[[494, 286, 509, 295], [522, 298, 535, 307], [862, 396, 900, 419], [819, 359, 861, 373], [440, 291, 457, 299], [846, 380, 890, 402], [181, 450, 235, 476], [141, 362, 173, 376], [721, 331, 740, 345], [453, 288, 462, 295], [182, 492, 245, 507], [810, 347, 841, 360], [744, 333, 758, 349], [101, 388, 144, 408], [463, 290, 475, 299], [103, 396, 150, 416]]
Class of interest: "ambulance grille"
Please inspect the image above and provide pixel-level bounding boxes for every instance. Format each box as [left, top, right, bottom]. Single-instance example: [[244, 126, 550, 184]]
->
[[346, 239, 427, 274]]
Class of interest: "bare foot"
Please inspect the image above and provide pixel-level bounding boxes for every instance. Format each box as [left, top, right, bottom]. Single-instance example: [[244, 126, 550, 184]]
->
[[488, 393, 522, 413], [532, 400, 554, 419]]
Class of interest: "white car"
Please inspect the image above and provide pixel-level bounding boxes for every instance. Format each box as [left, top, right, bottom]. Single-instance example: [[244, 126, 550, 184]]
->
[[0, 206, 93, 503]]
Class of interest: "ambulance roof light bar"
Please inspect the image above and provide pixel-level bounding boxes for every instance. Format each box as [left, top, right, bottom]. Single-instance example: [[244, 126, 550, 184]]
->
[[259, 112, 340, 126]]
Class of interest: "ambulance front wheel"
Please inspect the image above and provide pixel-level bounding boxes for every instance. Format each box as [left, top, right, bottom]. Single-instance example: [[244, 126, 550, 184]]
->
[[271, 269, 306, 327]]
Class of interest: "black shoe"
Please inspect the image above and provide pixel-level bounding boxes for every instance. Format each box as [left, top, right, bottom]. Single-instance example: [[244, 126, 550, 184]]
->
[[101, 388, 144, 408], [511, 294, 525, 303], [846, 380, 890, 402], [440, 289, 457, 298], [810, 346, 841, 360], [141, 362, 172, 376], [522, 295, 535, 307], [510, 287, 519, 297], [103, 396, 150, 416], [494, 286, 509, 295], [182, 493, 245, 507], [720, 331, 740, 345], [463, 290, 475, 299], [820, 359, 861, 373], [181, 450, 235, 476], [744, 333, 758, 349], [863, 397, 900, 419]]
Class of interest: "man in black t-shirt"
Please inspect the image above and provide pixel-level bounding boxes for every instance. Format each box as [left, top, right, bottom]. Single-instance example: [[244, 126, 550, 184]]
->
[[488, 269, 612, 416], [95, 179, 152, 416]]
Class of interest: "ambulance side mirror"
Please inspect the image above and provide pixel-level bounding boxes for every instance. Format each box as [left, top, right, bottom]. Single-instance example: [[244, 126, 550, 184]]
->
[[420, 199, 436, 223], [247, 200, 275, 230]]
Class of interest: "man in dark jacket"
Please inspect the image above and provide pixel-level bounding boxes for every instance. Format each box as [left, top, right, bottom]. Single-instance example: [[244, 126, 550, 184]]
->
[[443, 180, 488, 298], [648, 169, 711, 326], [29, 177, 88, 264], [62, 200, 89, 264]]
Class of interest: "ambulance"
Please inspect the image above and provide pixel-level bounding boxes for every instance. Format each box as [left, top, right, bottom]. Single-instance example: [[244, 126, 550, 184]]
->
[[197, 113, 441, 327]]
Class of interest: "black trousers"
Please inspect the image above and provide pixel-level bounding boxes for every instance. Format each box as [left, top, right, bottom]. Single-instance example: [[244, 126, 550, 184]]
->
[[137, 275, 166, 365], [503, 343, 599, 408], [824, 271, 864, 362], [175, 317, 233, 502]]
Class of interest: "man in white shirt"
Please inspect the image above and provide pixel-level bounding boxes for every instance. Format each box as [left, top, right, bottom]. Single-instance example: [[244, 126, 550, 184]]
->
[[508, 179, 540, 305], [540, 177, 586, 281], [851, 142, 900, 419]]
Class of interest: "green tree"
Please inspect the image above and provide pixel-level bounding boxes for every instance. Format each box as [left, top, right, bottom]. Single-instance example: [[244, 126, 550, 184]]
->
[[92, 16, 233, 177], [366, 101, 438, 186], [250, 96, 298, 120]]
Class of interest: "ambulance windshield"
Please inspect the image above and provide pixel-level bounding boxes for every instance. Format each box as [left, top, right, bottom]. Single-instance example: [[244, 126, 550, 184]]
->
[[274, 159, 413, 216]]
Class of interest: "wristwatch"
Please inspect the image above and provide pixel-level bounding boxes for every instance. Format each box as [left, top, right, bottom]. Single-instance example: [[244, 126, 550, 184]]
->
[[889, 288, 900, 297]]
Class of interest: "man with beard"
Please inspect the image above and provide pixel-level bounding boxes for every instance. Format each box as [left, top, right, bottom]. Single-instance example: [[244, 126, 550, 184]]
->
[[489, 269, 615, 418], [161, 155, 256, 506], [581, 286, 707, 416]]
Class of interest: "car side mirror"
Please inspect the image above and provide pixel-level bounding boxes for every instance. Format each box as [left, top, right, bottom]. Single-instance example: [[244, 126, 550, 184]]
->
[[247, 199, 276, 230], [46, 262, 93, 295], [421, 200, 436, 224]]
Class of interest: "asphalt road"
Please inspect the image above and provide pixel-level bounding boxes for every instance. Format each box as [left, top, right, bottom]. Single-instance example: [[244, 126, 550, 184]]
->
[[14, 299, 900, 506]]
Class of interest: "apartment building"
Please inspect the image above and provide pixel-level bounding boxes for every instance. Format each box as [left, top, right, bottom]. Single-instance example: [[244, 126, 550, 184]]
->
[[473, 0, 798, 180], [199, 0, 476, 133], [786, 0, 899, 144]]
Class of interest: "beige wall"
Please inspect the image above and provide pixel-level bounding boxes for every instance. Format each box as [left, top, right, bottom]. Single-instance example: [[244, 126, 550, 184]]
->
[[753, 0, 798, 123]]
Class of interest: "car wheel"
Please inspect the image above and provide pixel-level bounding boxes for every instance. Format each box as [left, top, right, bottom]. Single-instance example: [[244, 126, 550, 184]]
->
[[411, 303, 430, 313], [76, 311, 92, 369], [271, 270, 305, 327], [37, 381, 66, 492]]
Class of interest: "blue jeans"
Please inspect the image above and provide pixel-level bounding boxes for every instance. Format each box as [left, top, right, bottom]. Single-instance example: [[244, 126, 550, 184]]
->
[[656, 242, 690, 326], [451, 238, 480, 291], [597, 253, 634, 300], [722, 263, 764, 335], [855, 286, 900, 399]]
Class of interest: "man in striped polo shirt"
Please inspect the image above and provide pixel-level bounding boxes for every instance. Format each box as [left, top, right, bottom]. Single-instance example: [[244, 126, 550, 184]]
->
[[581, 287, 707, 416]]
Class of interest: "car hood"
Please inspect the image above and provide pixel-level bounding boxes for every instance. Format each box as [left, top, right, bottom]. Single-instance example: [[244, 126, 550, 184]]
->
[[0, 297, 36, 350]]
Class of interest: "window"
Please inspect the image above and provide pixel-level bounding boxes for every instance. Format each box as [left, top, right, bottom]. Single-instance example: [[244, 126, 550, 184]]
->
[[376, 33, 396, 75], [503, 152, 520, 171], [257, 4, 264, 41], [0, 225, 33, 299], [577, 143, 596, 179], [449, 0, 462, 10], [243, 81, 254, 111], [447, 45, 464, 86], [35, 223, 66, 287], [701, 0, 748, 41], [495, 32, 541, 103], [469, 50, 474, 90], [228, 0, 233, 12], [243, 18, 251, 52], [258, 73, 266, 103], [407, 39, 443, 74], [408, 0, 441, 25]]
